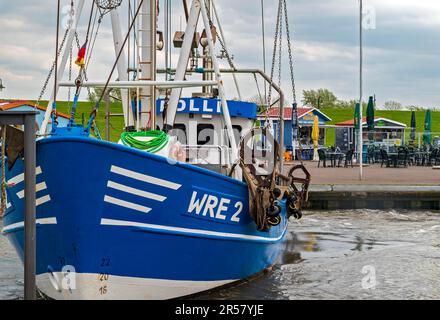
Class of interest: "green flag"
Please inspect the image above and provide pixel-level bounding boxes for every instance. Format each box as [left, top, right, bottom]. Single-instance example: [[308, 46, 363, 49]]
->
[[366, 96, 375, 131], [423, 109, 432, 144], [410, 110, 416, 141]]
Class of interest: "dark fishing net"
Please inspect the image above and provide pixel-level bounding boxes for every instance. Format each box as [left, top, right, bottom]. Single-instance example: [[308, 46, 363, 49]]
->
[[94, 0, 122, 10]]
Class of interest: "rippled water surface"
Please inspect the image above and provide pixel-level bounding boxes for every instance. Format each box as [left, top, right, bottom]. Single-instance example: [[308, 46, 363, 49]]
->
[[1, 210, 440, 300]]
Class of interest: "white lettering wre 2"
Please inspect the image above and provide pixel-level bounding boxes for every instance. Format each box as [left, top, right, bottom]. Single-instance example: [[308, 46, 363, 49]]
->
[[187, 191, 243, 223]]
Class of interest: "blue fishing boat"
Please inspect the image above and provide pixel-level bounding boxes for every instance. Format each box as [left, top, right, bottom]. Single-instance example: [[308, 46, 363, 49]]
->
[[1, 0, 309, 299]]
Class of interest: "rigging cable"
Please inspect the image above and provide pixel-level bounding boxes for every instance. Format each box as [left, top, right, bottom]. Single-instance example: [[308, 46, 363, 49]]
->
[[51, 0, 62, 131], [261, 0, 267, 103]]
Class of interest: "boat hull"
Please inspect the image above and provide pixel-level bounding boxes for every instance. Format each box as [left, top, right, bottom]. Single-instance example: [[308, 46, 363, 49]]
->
[[2, 136, 287, 299]]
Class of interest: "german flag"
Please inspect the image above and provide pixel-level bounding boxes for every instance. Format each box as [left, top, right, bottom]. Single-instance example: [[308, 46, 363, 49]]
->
[[75, 42, 87, 67]]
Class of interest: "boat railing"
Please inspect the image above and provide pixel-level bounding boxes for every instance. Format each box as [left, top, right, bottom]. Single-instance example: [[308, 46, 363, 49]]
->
[[183, 144, 230, 174]]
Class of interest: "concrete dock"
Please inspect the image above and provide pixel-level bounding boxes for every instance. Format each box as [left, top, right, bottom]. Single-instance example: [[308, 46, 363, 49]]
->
[[285, 162, 440, 210]]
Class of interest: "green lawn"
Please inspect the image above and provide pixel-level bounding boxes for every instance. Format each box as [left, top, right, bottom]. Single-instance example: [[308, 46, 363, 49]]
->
[[31, 101, 440, 146], [35, 100, 126, 142], [321, 107, 440, 146]]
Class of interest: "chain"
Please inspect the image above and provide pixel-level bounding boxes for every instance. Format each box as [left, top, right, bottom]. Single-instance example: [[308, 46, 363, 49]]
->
[[282, 0, 301, 164], [277, 6, 283, 91], [35, 27, 70, 106], [283, 0, 296, 103], [266, 0, 283, 121]]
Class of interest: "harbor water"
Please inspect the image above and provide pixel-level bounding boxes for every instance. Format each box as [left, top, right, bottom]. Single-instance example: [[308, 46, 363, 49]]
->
[[1, 210, 439, 300]]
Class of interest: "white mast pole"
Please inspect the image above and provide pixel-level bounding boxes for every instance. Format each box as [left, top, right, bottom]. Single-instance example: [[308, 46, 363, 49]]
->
[[164, 0, 201, 130], [211, 0, 242, 100], [139, 0, 157, 130], [40, 0, 85, 135], [110, 8, 135, 129], [359, 0, 363, 180], [200, 0, 238, 162]]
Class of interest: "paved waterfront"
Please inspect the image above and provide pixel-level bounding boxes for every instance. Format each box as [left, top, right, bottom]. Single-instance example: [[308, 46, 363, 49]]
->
[[2, 210, 440, 300], [286, 162, 440, 185]]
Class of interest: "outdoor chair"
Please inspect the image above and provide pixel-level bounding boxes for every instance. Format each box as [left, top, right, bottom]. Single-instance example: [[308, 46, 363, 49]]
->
[[374, 146, 382, 163], [432, 149, 440, 166], [428, 149, 439, 166], [407, 146, 416, 166], [317, 149, 327, 168], [380, 149, 392, 167], [396, 148, 408, 167], [343, 149, 354, 168], [367, 146, 375, 164]]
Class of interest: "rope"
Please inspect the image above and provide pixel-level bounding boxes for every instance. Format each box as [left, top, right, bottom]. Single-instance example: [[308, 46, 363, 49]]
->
[[120, 131, 169, 153], [35, 27, 69, 108]]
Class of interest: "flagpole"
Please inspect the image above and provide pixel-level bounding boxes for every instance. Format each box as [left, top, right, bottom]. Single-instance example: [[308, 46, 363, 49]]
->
[[359, 0, 363, 180]]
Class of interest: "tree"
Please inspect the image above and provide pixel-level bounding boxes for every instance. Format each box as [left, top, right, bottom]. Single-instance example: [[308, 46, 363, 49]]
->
[[383, 101, 402, 110], [247, 94, 265, 106], [88, 88, 122, 103], [302, 88, 338, 109]]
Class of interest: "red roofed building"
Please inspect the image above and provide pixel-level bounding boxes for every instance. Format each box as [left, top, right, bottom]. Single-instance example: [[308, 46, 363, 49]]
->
[[257, 106, 332, 152]]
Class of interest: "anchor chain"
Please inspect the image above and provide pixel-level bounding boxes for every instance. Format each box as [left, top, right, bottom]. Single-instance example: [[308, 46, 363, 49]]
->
[[35, 27, 70, 107], [238, 128, 310, 232]]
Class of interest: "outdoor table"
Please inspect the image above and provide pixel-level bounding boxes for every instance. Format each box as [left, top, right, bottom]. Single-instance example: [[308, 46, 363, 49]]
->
[[326, 152, 344, 167]]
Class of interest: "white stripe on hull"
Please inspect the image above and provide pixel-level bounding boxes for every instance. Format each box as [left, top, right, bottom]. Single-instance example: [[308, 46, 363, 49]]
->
[[1, 217, 57, 234], [36, 195, 51, 207], [107, 181, 166, 202], [36, 273, 236, 300], [17, 182, 48, 199], [110, 165, 182, 190], [8, 166, 42, 185], [101, 218, 285, 242], [104, 195, 152, 213]]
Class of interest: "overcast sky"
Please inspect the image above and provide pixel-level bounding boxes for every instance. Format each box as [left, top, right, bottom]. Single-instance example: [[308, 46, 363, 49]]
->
[[0, 0, 439, 108]]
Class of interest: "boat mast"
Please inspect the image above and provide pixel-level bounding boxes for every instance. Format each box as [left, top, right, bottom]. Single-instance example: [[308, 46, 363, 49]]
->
[[40, 0, 86, 135], [138, 0, 157, 130], [110, 8, 135, 129]]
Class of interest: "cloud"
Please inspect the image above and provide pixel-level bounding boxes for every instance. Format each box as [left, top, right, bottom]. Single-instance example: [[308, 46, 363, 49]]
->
[[0, 0, 439, 109]]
